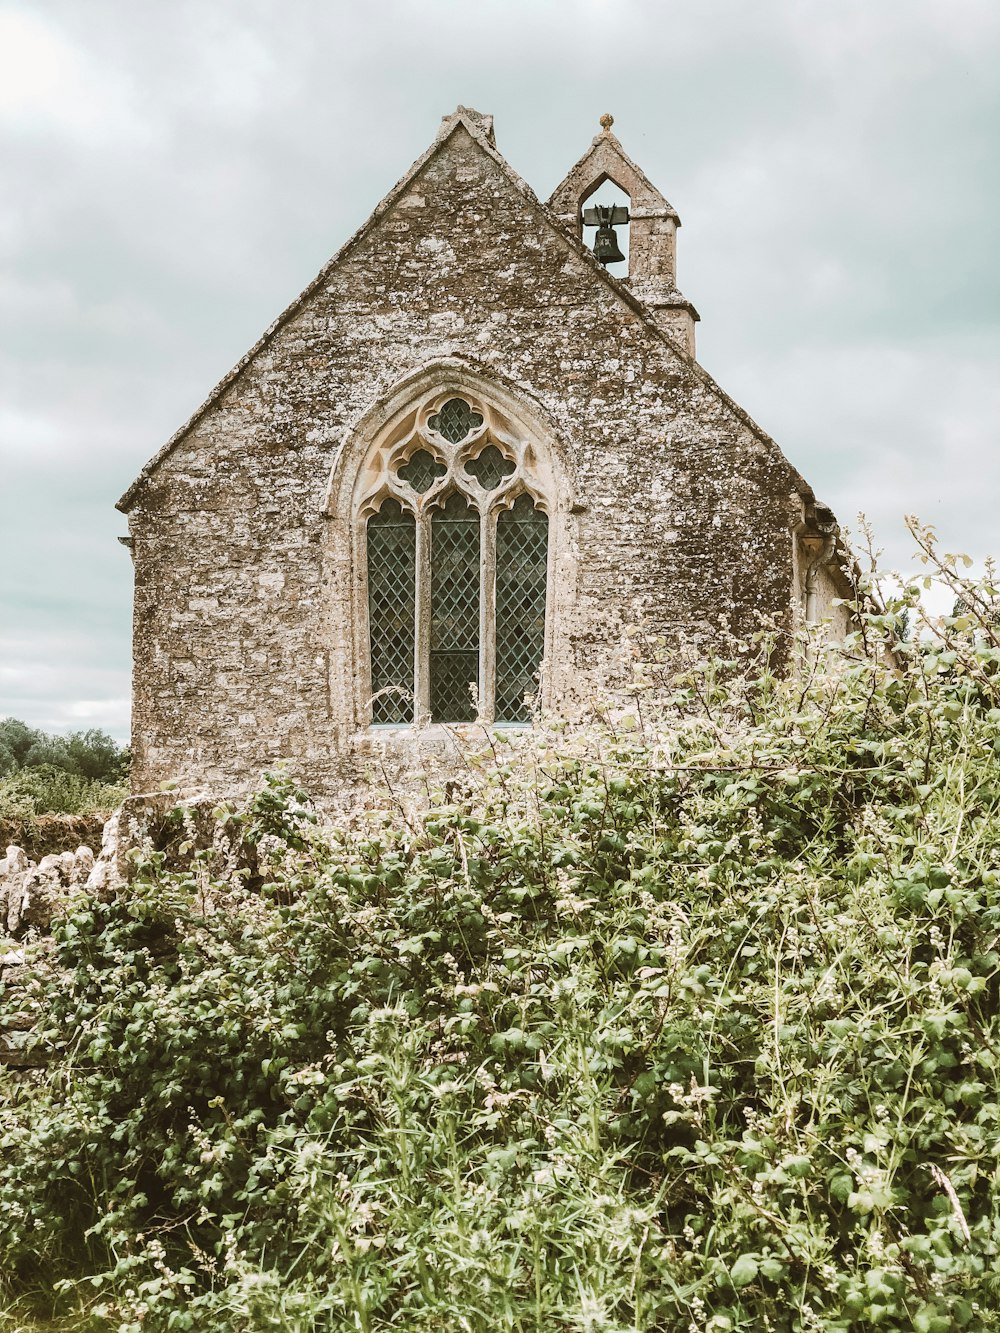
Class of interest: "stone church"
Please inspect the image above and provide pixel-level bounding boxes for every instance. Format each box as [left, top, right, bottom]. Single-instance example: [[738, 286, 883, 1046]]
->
[[118, 107, 850, 795]]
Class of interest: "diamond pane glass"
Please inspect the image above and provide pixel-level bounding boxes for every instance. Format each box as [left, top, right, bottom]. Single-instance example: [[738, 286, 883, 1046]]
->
[[397, 449, 446, 494], [430, 492, 480, 722], [495, 495, 548, 723], [428, 398, 483, 444], [465, 444, 515, 491], [367, 500, 415, 724]]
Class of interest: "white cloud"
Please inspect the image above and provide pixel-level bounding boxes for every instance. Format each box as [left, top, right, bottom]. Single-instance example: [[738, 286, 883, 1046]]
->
[[60, 697, 132, 732], [0, 404, 66, 454], [0, 6, 148, 146], [0, 634, 130, 740], [718, 335, 1000, 569], [784, 0, 1000, 67]]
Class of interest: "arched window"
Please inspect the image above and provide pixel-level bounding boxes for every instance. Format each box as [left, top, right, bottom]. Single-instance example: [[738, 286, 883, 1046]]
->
[[363, 394, 550, 725]]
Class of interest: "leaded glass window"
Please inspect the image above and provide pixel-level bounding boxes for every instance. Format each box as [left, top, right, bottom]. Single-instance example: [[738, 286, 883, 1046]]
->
[[361, 392, 551, 727], [465, 445, 516, 491], [366, 500, 416, 724], [428, 398, 483, 444], [495, 496, 548, 722], [430, 494, 480, 723], [397, 449, 446, 493]]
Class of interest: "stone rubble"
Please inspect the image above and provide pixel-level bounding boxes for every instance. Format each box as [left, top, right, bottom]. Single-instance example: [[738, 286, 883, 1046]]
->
[[0, 808, 124, 942], [0, 806, 129, 1069], [1, 843, 96, 938]]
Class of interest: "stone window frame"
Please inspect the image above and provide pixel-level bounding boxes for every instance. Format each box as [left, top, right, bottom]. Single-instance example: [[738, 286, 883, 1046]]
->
[[355, 388, 554, 728], [322, 360, 577, 739]]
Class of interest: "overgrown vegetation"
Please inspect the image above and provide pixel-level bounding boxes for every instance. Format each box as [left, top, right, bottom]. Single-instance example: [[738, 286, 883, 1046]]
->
[[0, 718, 129, 820], [3, 525, 1000, 1330]]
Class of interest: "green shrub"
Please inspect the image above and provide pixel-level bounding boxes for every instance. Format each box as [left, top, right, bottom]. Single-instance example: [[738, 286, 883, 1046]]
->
[[4, 529, 1000, 1330], [0, 765, 126, 818], [0, 720, 128, 817]]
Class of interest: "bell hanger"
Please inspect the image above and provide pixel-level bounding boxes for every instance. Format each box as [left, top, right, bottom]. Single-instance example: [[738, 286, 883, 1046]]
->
[[582, 202, 628, 266]]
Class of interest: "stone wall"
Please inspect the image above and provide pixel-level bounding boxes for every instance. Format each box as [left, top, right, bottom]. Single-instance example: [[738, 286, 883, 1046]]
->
[[119, 110, 836, 798]]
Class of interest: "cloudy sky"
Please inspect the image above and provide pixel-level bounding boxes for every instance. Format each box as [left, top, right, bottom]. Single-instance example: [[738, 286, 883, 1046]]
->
[[2, 0, 998, 741]]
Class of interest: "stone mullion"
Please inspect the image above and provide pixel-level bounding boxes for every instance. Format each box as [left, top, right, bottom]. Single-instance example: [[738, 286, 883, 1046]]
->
[[414, 506, 432, 722], [480, 505, 497, 724]]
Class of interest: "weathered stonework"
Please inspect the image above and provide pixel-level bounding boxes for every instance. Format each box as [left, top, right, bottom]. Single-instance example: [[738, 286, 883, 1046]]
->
[[118, 107, 853, 797]]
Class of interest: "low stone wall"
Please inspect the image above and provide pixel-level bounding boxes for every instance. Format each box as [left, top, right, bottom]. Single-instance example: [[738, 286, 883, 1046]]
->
[[1, 835, 101, 1069], [0, 804, 132, 1069]]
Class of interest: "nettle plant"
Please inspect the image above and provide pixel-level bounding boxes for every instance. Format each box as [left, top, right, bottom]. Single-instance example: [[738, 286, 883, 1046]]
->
[[4, 522, 1000, 1332]]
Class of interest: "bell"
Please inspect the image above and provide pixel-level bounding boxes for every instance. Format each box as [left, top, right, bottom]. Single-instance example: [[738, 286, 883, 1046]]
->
[[592, 222, 625, 266], [582, 202, 629, 267]]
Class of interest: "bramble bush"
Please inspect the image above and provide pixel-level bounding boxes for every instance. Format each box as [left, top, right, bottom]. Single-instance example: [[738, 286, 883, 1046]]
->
[[3, 522, 1000, 1331]]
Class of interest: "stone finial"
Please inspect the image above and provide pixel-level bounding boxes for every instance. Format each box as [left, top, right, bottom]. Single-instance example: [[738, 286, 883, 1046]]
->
[[441, 105, 496, 147], [599, 113, 614, 133]]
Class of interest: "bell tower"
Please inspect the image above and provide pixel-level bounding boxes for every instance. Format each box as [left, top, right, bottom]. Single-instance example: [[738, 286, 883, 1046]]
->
[[548, 115, 699, 357]]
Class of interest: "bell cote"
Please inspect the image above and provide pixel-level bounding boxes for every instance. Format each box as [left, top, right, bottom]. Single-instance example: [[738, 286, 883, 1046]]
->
[[548, 115, 699, 358]]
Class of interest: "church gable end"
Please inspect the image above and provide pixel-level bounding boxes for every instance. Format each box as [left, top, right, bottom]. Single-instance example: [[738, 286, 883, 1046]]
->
[[120, 108, 847, 795]]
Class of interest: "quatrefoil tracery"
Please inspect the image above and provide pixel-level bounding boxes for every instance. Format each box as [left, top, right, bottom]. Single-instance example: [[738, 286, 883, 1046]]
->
[[368, 396, 530, 519], [464, 445, 516, 491], [427, 397, 484, 444], [396, 449, 447, 494]]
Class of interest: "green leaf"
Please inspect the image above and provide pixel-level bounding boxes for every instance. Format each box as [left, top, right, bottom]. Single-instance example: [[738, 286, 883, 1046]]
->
[[730, 1254, 759, 1287]]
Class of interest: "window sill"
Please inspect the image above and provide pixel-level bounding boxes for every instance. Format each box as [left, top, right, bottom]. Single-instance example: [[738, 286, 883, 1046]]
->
[[355, 720, 530, 752], [365, 720, 531, 733]]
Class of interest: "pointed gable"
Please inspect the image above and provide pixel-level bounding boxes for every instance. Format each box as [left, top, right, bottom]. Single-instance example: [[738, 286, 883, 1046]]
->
[[117, 107, 851, 796], [118, 108, 714, 512], [548, 118, 680, 221]]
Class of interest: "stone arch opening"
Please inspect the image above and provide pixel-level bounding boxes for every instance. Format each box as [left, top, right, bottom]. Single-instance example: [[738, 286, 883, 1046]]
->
[[579, 176, 631, 277]]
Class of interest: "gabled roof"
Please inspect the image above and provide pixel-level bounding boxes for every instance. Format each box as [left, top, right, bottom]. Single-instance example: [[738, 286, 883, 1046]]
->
[[547, 121, 681, 221], [118, 107, 814, 513]]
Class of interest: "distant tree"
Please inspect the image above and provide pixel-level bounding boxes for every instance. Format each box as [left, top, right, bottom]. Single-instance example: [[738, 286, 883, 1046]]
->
[[22, 737, 73, 773], [0, 718, 42, 769], [66, 728, 128, 783], [0, 718, 128, 783]]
